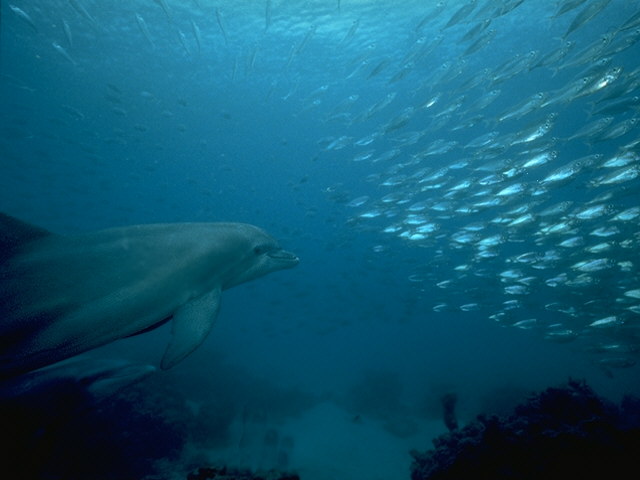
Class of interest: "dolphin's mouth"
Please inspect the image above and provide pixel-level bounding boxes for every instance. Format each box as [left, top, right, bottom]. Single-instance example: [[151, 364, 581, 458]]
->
[[269, 249, 299, 266]]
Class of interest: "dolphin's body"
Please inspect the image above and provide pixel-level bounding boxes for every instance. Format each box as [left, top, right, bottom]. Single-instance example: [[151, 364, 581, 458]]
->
[[0, 214, 298, 378]]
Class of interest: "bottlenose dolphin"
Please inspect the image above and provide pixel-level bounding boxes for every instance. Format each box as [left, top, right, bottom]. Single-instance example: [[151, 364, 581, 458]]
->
[[0, 213, 299, 378]]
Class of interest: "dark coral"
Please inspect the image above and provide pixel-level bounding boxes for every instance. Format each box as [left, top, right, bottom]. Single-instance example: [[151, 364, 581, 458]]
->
[[440, 392, 458, 432], [0, 374, 187, 480], [187, 465, 300, 480], [410, 379, 640, 479]]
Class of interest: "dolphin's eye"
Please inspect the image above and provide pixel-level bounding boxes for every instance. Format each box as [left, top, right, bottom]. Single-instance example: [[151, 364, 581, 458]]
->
[[254, 245, 267, 255]]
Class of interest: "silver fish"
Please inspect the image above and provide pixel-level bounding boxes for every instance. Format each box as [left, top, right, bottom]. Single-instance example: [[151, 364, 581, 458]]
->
[[563, 0, 612, 38], [9, 4, 38, 32], [52, 42, 77, 66], [135, 13, 154, 48]]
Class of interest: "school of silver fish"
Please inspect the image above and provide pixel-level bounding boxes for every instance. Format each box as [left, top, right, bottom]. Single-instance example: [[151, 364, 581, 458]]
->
[[3, 0, 640, 372]]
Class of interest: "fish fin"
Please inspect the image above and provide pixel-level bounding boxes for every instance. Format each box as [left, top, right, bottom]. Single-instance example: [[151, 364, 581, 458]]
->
[[160, 286, 222, 370], [0, 213, 53, 262]]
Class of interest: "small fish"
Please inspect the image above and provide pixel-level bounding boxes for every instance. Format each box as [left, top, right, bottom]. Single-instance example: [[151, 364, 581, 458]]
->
[[61, 104, 85, 120], [619, 9, 640, 31], [593, 165, 640, 186], [563, 0, 612, 38], [497, 92, 546, 122], [459, 303, 480, 312], [365, 92, 397, 119], [388, 62, 416, 84], [490, 50, 539, 84], [191, 19, 202, 53], [352, 150, 375, 162], [433, 303, 448, 312], [340, 19, 360, 46], [540, 76, 594, 108], [407, 201, 429, 213], [592, 118, 639, 142], [574, 67, 623, 99], [589, 226, 619, 237], [598, 357, 636, 368], [539, 201, 574, 217], [544, 329, 578, 343], [265, 0, 272, 31], [558, 236, 584, 248], [565, 116, 614, 141], [177, 29, 191, 56], [610, 206, 640, 222], [521, 150, 557, 169], [324, 135, 352, 151], [530, 41, 575, 71], [416, 223, 438, 234], [444, 0, 478, 29], [9, 4, 38, 33], [380, 174, 407, 187], [293, 24, 317, 57], [478, 235, 504, 248], [346, 196, 369, 208], [373, 149, 401, 164], [512, 113, 557, 144], [496, 183, 526, 197], [552, 0, 588, 18], [359, 209, 382, 219], [215, 8, 229, 45], [415, 1, 447, 31], [591, 96, 640, 116], [573, 204, 613, 220], [585, 242, 612, 254], [154, 0, 172, 20], [460, 19, 492, 43], [68, 0, 98, 29], [135, 13, 154, 48], [367, 58, 392, 79], [62, 18, 73, 47], [561, 34, 615, 71], [508, 213, 535, 227], [540, 155, 597, 185], [512, 318, 536, 327], [381, 107, 414, 133], [52, 41, 77, 66], [588, 315, 621, 328], [462, 29, 496, 56]]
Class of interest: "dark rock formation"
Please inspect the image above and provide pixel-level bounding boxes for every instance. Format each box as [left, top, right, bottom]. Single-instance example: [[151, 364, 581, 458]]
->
[[440, 392, 458, 431], [187, 465, 300, 480], [411, 379, 640, 479]]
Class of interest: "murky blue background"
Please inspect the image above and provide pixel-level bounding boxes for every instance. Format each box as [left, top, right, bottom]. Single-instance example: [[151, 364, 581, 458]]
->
[[2, 1, 639, 478]]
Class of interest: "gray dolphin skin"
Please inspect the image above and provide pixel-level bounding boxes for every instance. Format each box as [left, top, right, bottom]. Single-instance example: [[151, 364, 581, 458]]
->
[[0, 213, 299, 378], [0, 358, 157, 400]]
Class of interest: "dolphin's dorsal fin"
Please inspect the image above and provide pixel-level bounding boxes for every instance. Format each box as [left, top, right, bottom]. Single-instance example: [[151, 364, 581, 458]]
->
[[0, 213, 52, 261], [160, 286, 222, 370]]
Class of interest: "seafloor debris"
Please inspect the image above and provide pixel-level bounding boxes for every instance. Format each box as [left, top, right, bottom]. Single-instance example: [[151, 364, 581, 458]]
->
[[410, 379, 640, 479], [186, 465, 300, 480]]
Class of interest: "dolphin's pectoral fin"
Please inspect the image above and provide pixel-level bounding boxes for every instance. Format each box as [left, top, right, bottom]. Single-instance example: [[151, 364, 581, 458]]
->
[[160, 286, 222, 370], [125, 316, 172, 338]]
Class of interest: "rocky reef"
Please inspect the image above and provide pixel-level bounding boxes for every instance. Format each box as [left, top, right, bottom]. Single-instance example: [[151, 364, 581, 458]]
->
[[1, 373, 187, 479], [411, 379, 640, 479], [186, 465, 299, 480]]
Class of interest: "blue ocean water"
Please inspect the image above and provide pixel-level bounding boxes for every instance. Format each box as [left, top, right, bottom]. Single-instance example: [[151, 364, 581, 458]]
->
[[1, 1, 640, 479]]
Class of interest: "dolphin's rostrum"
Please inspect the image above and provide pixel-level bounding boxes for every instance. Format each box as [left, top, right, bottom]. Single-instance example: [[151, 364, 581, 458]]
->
[[0, 213, 299, 378]]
